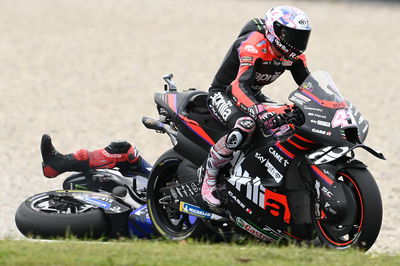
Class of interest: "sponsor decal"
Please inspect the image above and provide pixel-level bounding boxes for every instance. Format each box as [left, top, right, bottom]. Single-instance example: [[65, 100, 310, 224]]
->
[[209, 92, 233, 121], [310, 119, 331, 127], [240, 62, 253, 67], [307, 112, 327, 119], [102, 151, 122, 158], [301, 82, 313, 92], [244, 44, 258, 54], [262, 225, 287, 239], [304, 106, 323, 112], [228, 175, 291, 224], [294, 92, 311, 102], [256, 40, 266, 47], [324, 202, 338, 215], [241, 56, 253, 62], [254, 152, 285, 182], [312, 128, 327, 135], [255, 152, 267, 164], [298, 19, 309, 26], [321, 186, 333, 198], [228, 191, 252, 214], [268, 147, 289, 167], [290, 92, 311, 106], [255, 72, 281, 83], [100, 197, 113, 203], [281, 60, 293, 67], [109, 206, 122, 213], [236, 217, 275, 241], [83, 197, 111, 209], [179, 202, 212, 219], [265, 159, 283, 183], [274, 39, 289, 53]]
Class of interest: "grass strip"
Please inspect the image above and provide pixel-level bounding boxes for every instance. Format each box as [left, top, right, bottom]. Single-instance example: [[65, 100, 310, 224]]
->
[[0, 239, 399, 266]]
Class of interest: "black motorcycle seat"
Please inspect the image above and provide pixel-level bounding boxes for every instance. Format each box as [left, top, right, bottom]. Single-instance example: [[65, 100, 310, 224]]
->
[[187, 93, 209, 114]]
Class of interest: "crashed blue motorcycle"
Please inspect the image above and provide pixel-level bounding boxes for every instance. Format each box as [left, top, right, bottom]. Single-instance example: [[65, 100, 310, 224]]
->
[[15, 167, 155, 239]]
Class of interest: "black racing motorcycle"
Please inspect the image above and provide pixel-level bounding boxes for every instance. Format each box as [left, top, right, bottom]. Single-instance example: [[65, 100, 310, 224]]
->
[[143, 71, 385, 250]]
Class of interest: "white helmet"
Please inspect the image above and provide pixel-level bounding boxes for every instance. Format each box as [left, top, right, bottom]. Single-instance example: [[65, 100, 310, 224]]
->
[[265, 6, 311, 60]]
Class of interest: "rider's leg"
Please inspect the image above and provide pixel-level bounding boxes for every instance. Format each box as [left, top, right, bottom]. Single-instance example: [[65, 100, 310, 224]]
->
[[201, 116, 255, 207], [41, 134, 147, 178]]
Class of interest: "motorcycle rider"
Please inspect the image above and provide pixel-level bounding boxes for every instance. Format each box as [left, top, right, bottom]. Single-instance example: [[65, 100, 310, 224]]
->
[[200, 6, 312, 208], [41, 134, 151, 178], [40, 6, 311, 209]]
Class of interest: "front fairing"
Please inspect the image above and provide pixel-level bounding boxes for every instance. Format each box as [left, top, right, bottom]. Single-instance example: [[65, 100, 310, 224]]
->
[[288, 71, 368, 146]]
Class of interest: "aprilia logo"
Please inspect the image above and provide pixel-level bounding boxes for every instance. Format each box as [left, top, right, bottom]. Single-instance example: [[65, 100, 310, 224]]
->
[[255, 72, 280, 82], [209, 92, 233, 121]]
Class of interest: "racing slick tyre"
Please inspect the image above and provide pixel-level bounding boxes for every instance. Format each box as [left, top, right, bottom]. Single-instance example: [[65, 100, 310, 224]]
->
[[313, 167, 382, 251], [15, 191, 110, 239]]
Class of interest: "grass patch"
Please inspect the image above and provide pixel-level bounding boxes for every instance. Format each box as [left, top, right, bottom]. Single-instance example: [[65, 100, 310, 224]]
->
[[0, 238, 399, 265]]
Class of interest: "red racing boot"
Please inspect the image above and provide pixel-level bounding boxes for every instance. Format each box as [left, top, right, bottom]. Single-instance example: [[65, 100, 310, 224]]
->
[[41, 134, 140, 178]]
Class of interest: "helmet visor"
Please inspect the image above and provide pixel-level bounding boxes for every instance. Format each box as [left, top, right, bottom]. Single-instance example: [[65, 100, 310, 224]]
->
[[273, 21, 311, 53]]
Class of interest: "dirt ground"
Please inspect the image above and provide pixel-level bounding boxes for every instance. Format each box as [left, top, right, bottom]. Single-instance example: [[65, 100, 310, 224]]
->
[[1, 0, 399, 253]]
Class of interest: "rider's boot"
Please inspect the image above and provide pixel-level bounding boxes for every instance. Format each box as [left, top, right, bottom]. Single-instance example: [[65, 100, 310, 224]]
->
[[200, 135, 233, 208], [41, 134, 141, 178]]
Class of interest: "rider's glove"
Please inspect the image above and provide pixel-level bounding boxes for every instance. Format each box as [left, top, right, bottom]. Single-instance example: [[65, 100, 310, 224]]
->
[[258, 111, 281, 130], [249, 104, 286, 130]]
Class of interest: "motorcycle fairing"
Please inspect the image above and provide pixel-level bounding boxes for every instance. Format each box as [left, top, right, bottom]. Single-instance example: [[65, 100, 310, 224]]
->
[[154, 90, 226, 150], [304, 157, 366, 225], [290, 71, 365, 147], [307, 144, 385, 166], [225, 177, 300, 241], [52, 190, 131, 215], [128, 204, 155, 238]]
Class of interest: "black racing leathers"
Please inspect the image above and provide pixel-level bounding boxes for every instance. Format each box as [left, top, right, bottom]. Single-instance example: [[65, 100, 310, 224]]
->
[[208, 18, 310, 123]]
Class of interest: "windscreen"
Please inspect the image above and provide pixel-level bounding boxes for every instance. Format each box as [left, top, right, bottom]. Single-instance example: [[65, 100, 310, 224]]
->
[[299, 71, 347, 109]]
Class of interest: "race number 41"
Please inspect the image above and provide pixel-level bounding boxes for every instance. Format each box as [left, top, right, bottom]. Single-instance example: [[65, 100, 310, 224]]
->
[[332, 109, 354, 128]]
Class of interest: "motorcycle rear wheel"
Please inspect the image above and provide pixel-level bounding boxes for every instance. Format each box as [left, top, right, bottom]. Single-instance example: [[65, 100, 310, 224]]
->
[[314, 167, 382, 251], [15, 191, 110, 239]]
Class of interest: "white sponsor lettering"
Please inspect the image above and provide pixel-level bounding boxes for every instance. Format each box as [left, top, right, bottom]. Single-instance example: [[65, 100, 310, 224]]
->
[[310, 119, 331, 127], [228, 191, 246, 209], [244, 45, 258, 54], [255, 152, 267, 164], [268, 147, 289, 167], [265, 160, 283, 183], [209, 92, 233, 121], [312, 128, 326, 135]]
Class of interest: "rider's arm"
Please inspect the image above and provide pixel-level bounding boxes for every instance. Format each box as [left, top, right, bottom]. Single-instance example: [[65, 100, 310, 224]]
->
[[291, 54, 310, 86], [228, 33, 261, 113]]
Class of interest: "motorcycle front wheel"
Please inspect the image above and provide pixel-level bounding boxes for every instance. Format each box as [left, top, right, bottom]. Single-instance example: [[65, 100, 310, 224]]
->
[[15, 191, 110, 239], [314, 167, 382, 251], [147, 149, 212, 240]]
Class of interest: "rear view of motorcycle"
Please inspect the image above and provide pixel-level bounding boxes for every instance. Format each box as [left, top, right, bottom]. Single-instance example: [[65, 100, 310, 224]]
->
[[144, 71, 384, 250]]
